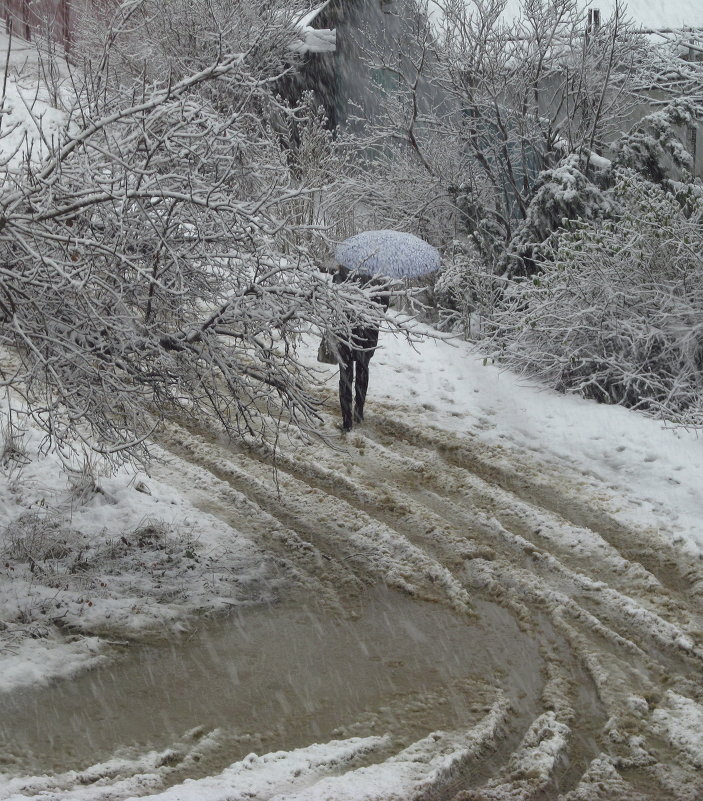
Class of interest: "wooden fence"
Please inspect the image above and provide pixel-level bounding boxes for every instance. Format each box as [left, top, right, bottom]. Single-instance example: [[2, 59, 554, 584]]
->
[[0, 0, 116, 53], [2, 0, 73, 49]]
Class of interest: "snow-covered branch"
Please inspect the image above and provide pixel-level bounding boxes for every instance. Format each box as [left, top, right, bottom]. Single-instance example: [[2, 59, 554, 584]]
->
[[0, 0, 393, 463]]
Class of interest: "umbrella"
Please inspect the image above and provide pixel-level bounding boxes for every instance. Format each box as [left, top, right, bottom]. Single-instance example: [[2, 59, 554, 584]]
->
[[334, 230, 441, 279]]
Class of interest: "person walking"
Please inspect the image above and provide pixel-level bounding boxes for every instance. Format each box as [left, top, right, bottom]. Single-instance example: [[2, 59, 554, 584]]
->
[[332, 265, 389, 432]]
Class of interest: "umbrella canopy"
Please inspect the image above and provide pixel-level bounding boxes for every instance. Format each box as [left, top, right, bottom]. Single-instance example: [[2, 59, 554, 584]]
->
[[334, 230, 441, 279]]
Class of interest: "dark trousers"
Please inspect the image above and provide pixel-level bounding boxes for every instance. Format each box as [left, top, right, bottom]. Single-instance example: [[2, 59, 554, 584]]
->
[[337, 327, 378, 430]]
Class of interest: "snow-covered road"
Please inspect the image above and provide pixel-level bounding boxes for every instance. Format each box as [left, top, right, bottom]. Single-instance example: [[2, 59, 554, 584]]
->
[[2, 327, 703, 800]]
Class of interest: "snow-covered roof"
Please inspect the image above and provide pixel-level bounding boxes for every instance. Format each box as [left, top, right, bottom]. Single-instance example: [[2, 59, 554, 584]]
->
[[297, 0, 333, 28], [496, 1, 703, 30], [586, 1, 701, 29], [290, 1, 336, 54]]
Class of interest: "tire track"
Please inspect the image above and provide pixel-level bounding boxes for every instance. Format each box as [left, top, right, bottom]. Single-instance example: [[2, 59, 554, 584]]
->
[[372, 413, 703, 603], [149, 404, 703, 801], [163, 411, 703, 675]]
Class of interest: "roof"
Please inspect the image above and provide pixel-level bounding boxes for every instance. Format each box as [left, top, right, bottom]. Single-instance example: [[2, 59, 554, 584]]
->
[[494, 1, 703, 30], [290, 2, 336, 53]]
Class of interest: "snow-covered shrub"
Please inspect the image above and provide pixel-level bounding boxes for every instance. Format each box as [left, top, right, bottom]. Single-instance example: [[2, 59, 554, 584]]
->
[[0, 508, 220, 640], [3, 511, 74, 567], [492, 171, 703, 425], [65, 452, 112, 506], [435, 240, 502, 337], [504, 158, 613, 278], [613, 100, 696, 183]]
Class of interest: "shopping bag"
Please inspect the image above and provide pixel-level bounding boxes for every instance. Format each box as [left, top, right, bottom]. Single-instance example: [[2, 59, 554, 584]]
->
[[317, 332, 340, 364]]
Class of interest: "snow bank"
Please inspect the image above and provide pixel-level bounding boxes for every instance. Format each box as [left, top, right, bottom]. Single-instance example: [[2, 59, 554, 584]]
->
[[0, 33, 71, 169], [3, 696, 509, 801], [652, 691, 703, 769], [357, 318, 703, 556], [125, 737, 389, 801], [0, 396, 275, 693]]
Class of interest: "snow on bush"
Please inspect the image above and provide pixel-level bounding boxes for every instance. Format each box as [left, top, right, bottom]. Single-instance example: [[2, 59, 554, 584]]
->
[[613, 100, 696, 183], [0, 500, 245, 645], [434, 239, 502, 337], [491, 170, 703, 426], [0, 396, 274, 653], [503, 156, 615, 275]]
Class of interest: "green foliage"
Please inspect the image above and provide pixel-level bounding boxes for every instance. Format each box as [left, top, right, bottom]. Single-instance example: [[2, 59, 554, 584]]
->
[[503, 157, 614, 278]]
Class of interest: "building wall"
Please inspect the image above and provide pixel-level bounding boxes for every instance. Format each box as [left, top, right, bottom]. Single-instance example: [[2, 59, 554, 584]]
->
[[1, 0, 114, 52], [306, 0, 439, 129], [2, 0, 70, 46]]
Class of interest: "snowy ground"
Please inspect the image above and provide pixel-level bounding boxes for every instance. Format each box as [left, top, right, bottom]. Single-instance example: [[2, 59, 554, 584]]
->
[[0, 32, 70, 170], [1, 321, 703, 801], [1, 22, 703, 801]]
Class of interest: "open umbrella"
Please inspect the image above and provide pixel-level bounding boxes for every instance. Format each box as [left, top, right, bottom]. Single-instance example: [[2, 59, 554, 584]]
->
[[334, 230, 441, 279]]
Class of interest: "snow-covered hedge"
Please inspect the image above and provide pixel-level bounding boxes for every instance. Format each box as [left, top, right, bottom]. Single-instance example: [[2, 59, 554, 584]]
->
[[491, 171, 703, 426]]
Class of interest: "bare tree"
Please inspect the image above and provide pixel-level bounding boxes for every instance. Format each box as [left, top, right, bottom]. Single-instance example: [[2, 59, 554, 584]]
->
[[347, 0, 645, 263], [0, 0, 392, 463]]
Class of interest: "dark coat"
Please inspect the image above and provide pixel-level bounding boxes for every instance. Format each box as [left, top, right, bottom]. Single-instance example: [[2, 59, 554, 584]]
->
[[332, 267, 389, 430]]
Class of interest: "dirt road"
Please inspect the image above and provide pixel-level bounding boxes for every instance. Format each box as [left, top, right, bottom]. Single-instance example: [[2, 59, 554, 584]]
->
[[144, 395, 703, 801]]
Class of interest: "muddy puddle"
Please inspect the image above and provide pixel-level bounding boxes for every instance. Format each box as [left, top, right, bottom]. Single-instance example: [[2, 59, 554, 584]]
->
[[0, 586, 542, 783]]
